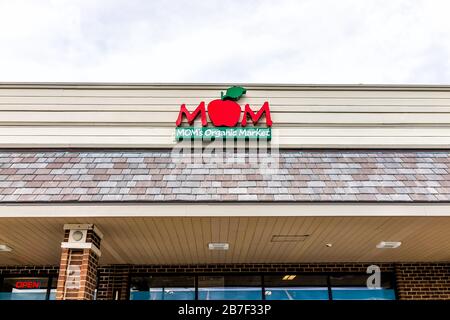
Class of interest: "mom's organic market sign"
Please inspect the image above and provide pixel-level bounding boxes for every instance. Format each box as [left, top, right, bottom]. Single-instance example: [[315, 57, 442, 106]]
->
[[176, 127, 271, 140], [175, 86, 272, 140]]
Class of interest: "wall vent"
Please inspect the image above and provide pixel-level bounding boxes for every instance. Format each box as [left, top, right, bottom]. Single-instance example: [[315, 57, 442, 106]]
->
[[271, 235, 310, 242]]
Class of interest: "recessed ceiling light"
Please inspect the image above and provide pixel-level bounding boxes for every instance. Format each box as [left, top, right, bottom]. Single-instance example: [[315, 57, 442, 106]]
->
[[0, 244, 13, 252], [376, 241, 402, 249], [282, 275, 296, 281], [208, 243, 229, 250]]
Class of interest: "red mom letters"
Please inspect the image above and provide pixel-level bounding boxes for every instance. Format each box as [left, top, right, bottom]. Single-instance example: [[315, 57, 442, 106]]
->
[[176, 102, 207, 127], [241, 102, 272, 127], [176, 102, 272, 127]]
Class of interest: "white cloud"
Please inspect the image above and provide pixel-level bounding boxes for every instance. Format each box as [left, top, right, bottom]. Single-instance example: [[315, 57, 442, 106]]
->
[[0, 0, 449, 83]]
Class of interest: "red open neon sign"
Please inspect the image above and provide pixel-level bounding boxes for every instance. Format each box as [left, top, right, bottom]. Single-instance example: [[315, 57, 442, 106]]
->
[[15, 281, 41, 289]]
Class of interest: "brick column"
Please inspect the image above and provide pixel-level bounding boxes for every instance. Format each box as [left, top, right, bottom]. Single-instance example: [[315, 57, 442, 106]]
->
[[56, 224, 103, 300]]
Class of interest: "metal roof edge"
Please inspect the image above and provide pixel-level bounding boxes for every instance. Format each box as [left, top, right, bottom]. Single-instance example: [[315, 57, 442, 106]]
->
[[1, 82, 450, 91]]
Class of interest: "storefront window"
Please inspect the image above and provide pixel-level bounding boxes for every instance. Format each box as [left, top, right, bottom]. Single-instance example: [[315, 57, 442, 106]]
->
[[0, 277, 55, 300], [264, 275, 329, 300], [330, 274, 395, 300], [198, 275, 262, 300], [129, 273, 396, 301], [130, 276, 195, 300]]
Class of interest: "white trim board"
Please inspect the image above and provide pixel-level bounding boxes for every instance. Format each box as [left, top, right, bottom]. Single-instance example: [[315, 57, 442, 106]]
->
[[0, 203, 449, 217]]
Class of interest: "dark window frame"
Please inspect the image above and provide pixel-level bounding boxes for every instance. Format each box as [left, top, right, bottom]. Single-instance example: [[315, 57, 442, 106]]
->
[[130, 274, 197, 301], [197, 274, 263, 301], [127, 272, 397, 301], [328, 272, 398, 300]]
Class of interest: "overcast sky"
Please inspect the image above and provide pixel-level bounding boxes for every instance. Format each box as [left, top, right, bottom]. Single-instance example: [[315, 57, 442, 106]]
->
[[0, 0, 449, 84]]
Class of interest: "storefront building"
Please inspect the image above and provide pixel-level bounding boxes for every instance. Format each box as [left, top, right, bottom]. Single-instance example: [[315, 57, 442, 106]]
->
[[0, 83, 449, 301]]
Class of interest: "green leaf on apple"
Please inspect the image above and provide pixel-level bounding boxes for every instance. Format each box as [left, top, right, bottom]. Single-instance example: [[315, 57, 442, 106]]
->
[[221, 86, 247, 101]]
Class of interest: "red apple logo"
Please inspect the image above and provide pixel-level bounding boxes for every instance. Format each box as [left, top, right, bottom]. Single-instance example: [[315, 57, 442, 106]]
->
[[207, 99, 241, 127], [207, 86, 247, 127]]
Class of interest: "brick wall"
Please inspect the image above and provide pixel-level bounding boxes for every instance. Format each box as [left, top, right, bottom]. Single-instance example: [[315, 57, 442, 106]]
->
[[395, 263, 450, 300], [2, 262, 449, 300], [0, 265, 58, 276], [97, 265, 130, 300]]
